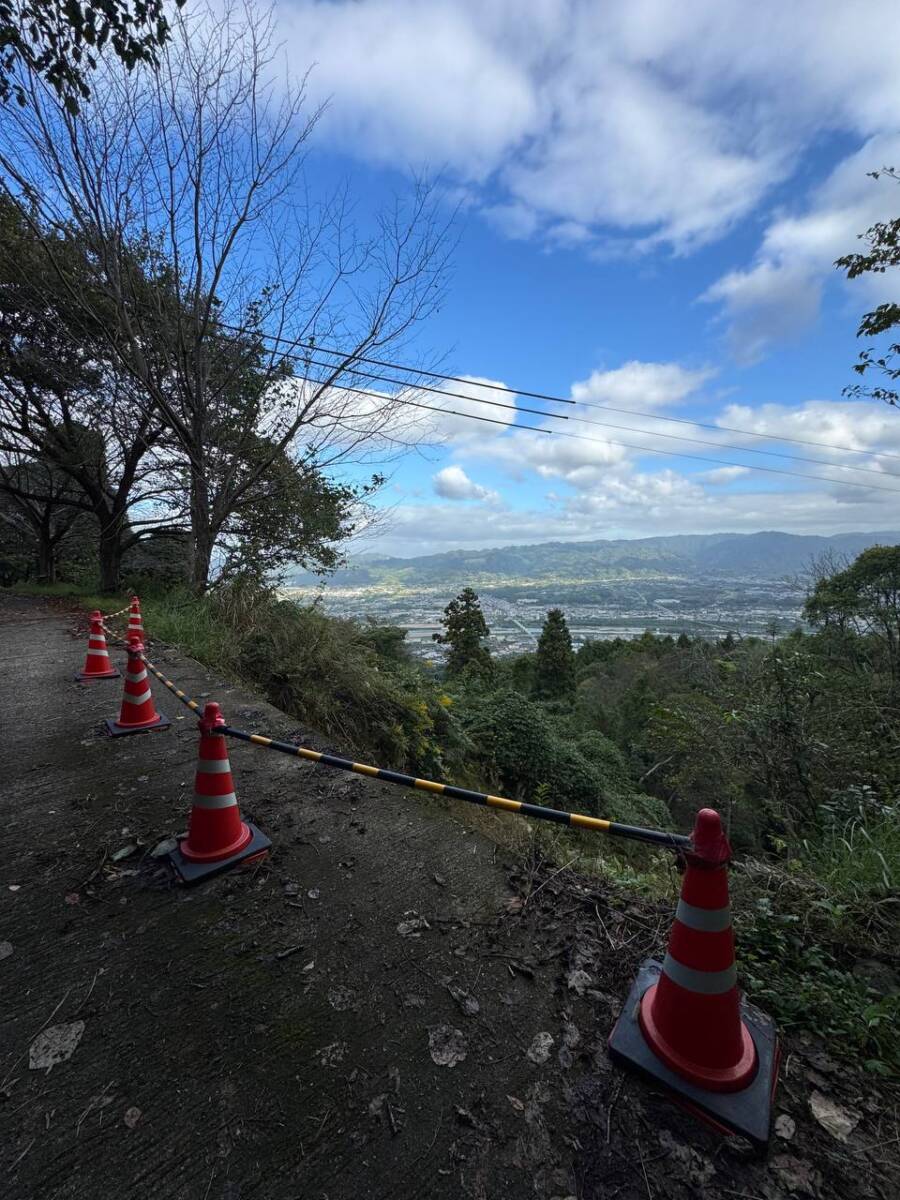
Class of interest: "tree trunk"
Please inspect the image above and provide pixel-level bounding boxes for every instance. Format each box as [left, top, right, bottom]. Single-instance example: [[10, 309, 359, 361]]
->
[[189, 469, 214, 593], [98, 523, 124, 594], [36, 534, 55, 585]]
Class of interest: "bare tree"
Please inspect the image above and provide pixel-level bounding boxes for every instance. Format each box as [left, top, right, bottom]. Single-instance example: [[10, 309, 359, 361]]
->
[[0, 0, 453, 589]]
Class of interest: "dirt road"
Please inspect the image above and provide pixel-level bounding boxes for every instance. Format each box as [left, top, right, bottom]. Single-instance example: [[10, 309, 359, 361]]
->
[[1, 594, 896, 1200]]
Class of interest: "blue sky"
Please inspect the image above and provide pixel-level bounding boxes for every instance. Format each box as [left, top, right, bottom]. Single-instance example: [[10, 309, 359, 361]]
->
[[274, 1, 900, 557]]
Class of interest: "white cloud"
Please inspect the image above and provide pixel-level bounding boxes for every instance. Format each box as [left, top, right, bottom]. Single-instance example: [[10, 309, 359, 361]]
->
[[432, 465, 499, 501], [703, 263, 823, 365], [417, 389, 900, 554], [703, 133, 900, 360], [714, 400, 900, 476], [362, 470, 900, 557], [453, 359, 715, 490], [414, 375, 521, 446], [278, 2, 900, 254], [570, 361, 713, 412], [281, 2, 536, 179]]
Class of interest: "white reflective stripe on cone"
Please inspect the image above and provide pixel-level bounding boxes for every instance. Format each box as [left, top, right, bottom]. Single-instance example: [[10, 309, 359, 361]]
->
[[675, 899, 732, 933], [122, 690, 152, 706], [662, 953, 738, 995], [125, 670, 146, 683], [196, 759, 232, 774], [86, 648, 110, 657], [192, 792, 238, 810]]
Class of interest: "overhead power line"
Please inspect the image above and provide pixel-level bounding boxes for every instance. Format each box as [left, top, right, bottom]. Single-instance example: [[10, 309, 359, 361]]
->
[[220, 321, 900, 464], [297, 354, 896, 481], [325, 380, 900, 497]]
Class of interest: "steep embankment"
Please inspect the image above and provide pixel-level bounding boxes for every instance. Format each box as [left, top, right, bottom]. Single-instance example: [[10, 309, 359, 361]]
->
[[1, 594, 896, 1200]]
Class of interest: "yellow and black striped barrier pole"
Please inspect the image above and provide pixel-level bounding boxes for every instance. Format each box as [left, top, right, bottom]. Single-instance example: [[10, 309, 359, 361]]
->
[[140, 654, 203, 713], [136, 649, 691, 852], [101, 602, 131, 621], [225, 727, 691, 851]]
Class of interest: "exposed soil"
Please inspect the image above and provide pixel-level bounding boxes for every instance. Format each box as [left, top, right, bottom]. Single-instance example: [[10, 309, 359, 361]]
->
[[1, 593, 897, 1200]]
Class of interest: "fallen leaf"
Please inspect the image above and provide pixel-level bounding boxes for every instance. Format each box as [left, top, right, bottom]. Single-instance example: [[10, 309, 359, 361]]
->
[[111, 843, 138, 863], [124, 1106, 141, 1128], [527, 1032, 554, 1065], [809, 1090, 860, 1142], [64, 893, 80, 906], [566, 969, 592, 996], [29, 1021, 85, 1070], [0, 941, 12, 961], [774, 1113, 796, 1140], [505, 896, 525, 914], [507, 1095, 525, 1112], [150, 838, 177, 858], [447, 982, 479, 1017], [307, 888, 320, 901], [397, 913, 430, 937], [428, 1025, 467, 1068], [772, 1154, 821, 1196]]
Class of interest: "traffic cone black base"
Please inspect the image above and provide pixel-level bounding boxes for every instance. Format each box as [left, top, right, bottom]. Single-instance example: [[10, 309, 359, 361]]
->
[[75, 666, 120, 682], [168, 820, 271, 885], [608, 959, 780, 1149], [104, 712, 171, 738]]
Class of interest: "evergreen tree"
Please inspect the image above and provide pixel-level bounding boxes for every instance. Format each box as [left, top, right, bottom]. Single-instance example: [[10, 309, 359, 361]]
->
[[534, 608, 576, 700], [433, 587, 492, 678]]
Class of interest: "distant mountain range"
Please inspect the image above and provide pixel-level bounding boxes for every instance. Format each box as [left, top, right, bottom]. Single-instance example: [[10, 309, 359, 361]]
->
[[291, 530, 900, 590]]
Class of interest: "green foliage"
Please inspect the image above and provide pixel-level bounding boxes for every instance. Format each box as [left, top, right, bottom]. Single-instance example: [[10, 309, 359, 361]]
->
[[835, 167, 900, 408], [215, 443, 371, 584], [0, 1, 184, 114], [805, 544, 900, 684], [534, 607, 575, 700], [141, 581, 455, 774], [737, 892, 899, 1075], [458, 689, 669, 828], [433, 587, 492, 679]]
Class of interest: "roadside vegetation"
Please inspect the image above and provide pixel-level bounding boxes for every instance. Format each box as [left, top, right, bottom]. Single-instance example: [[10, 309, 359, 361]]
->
[[6, 542, 899, 1074]]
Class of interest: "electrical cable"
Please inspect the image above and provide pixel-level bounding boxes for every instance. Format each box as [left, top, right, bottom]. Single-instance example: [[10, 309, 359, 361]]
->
[[323, 380, 900, 496], [219, 321, 900, 464], [297, 354, 897, 480]]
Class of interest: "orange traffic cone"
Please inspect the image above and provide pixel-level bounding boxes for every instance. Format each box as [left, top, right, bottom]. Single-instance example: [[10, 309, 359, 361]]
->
[[105, 636, 170, 736], [75, 611, 120, 681], [127, 595, 144, 639], [608, 809, 779, 1148], [168, 702, 271, 884]]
